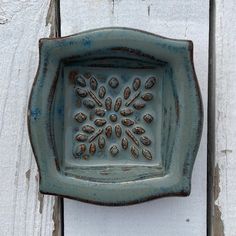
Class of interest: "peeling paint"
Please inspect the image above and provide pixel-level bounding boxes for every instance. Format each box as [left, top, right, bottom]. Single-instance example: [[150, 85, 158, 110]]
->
[[38, 192, 44, 214], [0, 16, 9, 25], [46, 0, 60, 37], [220, 149, 232, 154], [53, 198, 61, 236], [213, 164, 224, 236], [35, 172, 44, 214], [214, 164, 220, 200], [111, 0, 115, 14], [35, 173, 39, 182], [25, 169, 31, 180], [147, 5, 151, 16], [214, 205, 224, 236]]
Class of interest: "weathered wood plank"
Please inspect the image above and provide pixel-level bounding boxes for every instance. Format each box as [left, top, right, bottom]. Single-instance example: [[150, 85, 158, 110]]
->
[[60, 0, 209, 235], [0, 1, 61, 235], [214, 1, 236, 235]]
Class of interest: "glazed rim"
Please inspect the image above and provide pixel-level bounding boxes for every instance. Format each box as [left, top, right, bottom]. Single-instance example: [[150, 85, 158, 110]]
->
[[28, 27, 203, 205]]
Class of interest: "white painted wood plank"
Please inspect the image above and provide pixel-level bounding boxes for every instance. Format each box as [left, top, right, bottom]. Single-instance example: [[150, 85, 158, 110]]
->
[[60, 1, 209, 235], [214, 1, 236, 235], [0, 1, 60, 235]]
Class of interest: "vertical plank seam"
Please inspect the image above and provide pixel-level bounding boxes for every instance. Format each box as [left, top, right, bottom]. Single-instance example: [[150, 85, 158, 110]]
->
[[207, 0, 215, 235], [207, 0, 225, 235], [45, 0, 64, 235]]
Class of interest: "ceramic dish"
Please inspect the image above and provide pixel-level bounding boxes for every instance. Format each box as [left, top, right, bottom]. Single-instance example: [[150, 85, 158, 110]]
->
[[28, 27, 203, 205]]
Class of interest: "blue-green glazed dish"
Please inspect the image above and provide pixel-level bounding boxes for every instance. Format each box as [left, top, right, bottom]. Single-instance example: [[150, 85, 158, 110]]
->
[[28, 27, 203, 205]]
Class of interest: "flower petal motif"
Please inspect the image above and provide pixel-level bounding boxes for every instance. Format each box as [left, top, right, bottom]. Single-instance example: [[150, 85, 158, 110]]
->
[[73, 75, 156, 161]]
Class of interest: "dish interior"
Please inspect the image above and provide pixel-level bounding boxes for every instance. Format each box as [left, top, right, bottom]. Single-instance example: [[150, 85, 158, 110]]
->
[[51, 50, 178, 183]]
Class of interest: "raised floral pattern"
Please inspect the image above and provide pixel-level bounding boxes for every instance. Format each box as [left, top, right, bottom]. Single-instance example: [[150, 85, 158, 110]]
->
[[72, 73, 157, 161]]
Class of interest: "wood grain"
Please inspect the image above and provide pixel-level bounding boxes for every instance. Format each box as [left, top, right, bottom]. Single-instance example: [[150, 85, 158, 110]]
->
[[0, 1, 60, 235], [60, 0, 209, 235], [214, 0, 236, 235]]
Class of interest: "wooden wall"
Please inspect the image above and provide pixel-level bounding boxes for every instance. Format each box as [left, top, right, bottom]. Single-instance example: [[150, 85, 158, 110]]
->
[[0, 0, 235, 235], [60, 1, 209, 235]]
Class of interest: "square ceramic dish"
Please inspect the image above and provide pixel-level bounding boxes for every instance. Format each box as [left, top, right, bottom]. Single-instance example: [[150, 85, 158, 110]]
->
[[28, 27, 203, 205]]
